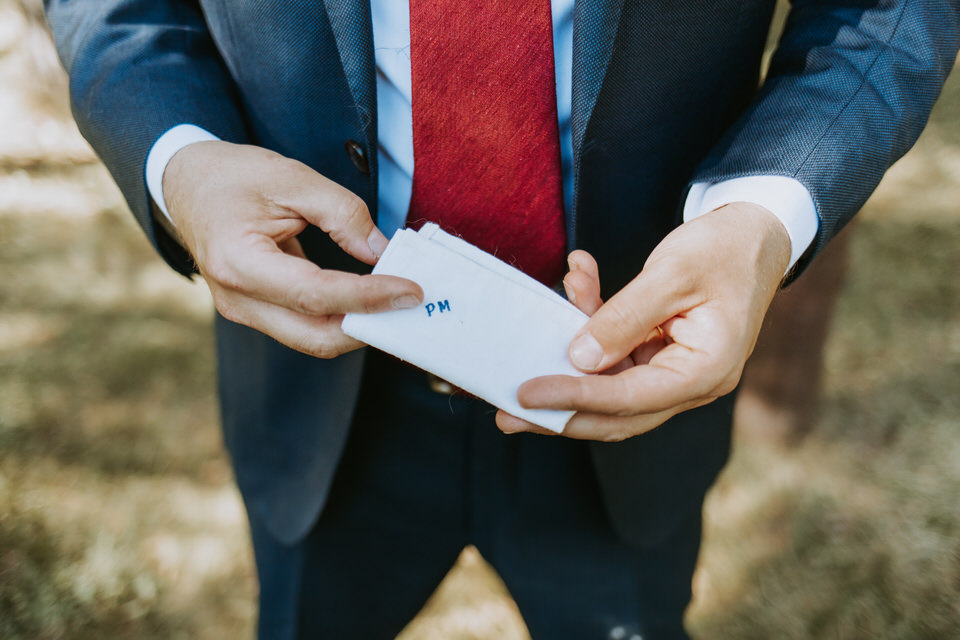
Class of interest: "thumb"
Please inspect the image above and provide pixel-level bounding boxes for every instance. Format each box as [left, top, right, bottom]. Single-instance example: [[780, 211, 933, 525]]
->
[[567, 264, 687, 372], [563, 250, 604, 315]]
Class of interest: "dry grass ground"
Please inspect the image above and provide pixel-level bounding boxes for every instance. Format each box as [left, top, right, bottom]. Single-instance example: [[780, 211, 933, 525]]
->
[[1, 1, 959, 638]]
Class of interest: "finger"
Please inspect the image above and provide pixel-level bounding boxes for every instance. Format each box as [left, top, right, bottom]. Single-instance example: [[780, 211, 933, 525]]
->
[[567, 262, 697, 372], [629, 333, 670, 366], [567, 250, 599, 283], [604, 355, 635, 375], [519, 342, 719, 415], [563, 269, 603, 316], [215, 291, 366, 359], [278, 236, 308, 260], [281, 167, 388, 265], [556, 406, 690, 441], [496, 405, 690, 441], [209, 241, 423, 316], [495, 411, 558, 436]]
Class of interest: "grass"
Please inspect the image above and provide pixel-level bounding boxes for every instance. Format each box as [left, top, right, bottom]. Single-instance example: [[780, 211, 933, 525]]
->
[[2, 1, 960, 638]]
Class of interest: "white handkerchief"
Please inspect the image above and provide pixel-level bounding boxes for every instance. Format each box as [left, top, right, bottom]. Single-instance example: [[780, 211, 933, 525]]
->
[[342, 223, 589, 432]]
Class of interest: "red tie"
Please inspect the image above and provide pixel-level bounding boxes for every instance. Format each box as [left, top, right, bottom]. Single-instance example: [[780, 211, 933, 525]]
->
[[408, 0, 567, 286]]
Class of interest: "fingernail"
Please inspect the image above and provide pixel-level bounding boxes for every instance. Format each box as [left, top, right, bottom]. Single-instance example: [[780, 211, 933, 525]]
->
[[567, 255, 580, 272], [563, 278, 577, 304], [367, 230, 389, 258], [393, 294, 421, 310], [570, 333, 604, 370]]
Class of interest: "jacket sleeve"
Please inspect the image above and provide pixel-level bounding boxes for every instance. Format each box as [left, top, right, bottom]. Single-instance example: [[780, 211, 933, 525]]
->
[[44, 0, 250, 275], [690, 0, 960, 276]]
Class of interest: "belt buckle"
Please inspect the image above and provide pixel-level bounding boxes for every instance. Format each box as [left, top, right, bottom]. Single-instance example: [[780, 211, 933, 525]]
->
[[427, 373, 457, 395]]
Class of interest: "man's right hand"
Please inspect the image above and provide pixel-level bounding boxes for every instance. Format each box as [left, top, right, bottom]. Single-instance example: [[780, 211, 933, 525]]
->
[[162, 140, 423, 358]]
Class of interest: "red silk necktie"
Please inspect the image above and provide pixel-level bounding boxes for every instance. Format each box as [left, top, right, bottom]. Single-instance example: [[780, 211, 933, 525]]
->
[[408, 0, 567, 286]]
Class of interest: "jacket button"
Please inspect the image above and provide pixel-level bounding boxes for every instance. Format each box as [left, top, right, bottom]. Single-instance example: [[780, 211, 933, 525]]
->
[[344, 139, 370, 175]]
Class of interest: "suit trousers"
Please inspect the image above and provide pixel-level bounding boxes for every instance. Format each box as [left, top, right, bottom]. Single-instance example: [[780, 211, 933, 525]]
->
[[245, 349, 702, 640]]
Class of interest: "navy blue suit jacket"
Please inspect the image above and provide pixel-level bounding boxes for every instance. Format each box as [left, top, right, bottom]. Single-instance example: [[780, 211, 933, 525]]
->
[[46, 0, 959, 546]]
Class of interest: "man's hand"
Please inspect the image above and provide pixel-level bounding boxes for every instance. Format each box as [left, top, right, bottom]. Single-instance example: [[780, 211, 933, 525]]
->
[[163, 140, 423, 358], [496, 202, 792, 441]]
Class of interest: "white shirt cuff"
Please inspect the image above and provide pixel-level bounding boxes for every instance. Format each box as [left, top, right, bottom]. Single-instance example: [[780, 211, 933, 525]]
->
[[683, 176, 819, 275], [145, 124, 221, 225]]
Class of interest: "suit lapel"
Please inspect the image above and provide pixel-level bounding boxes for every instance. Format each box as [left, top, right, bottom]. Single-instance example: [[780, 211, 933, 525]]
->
[[571, 0, 627, 156], [569, 0, 626, 246], [322, 0, 377, 138]]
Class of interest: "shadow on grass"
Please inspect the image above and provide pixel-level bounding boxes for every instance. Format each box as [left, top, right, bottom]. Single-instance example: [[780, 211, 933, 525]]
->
[[694, 488, 960, 640], [0, 203, 224, 482], [0, 498, 250, 640], [818, 217, 960, 447], [0, 200, 254, 639]]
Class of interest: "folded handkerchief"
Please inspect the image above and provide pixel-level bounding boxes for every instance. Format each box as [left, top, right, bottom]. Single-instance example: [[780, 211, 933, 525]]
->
[[341, 223, 589, 432]]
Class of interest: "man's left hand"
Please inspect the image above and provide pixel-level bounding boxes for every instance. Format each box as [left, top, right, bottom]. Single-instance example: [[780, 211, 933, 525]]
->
[[496, 202, 792, 441]]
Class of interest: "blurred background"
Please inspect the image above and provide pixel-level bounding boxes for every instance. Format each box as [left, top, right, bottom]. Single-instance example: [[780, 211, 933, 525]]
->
[[1, 0, 958, 638]]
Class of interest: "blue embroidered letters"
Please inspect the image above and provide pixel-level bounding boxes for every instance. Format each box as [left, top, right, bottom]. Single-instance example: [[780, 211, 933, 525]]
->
[[425, 300, 451, 317]]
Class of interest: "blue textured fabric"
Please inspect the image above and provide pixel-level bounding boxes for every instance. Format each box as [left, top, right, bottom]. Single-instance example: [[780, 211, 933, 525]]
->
[[569, 0, 626, 250], [256, 351, 702, 640], [44, 0, 960, 549], [692, 0, 960, 274]]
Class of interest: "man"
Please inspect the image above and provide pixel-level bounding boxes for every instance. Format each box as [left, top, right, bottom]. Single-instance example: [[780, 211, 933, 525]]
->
[[44, 1, 959, 638]]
